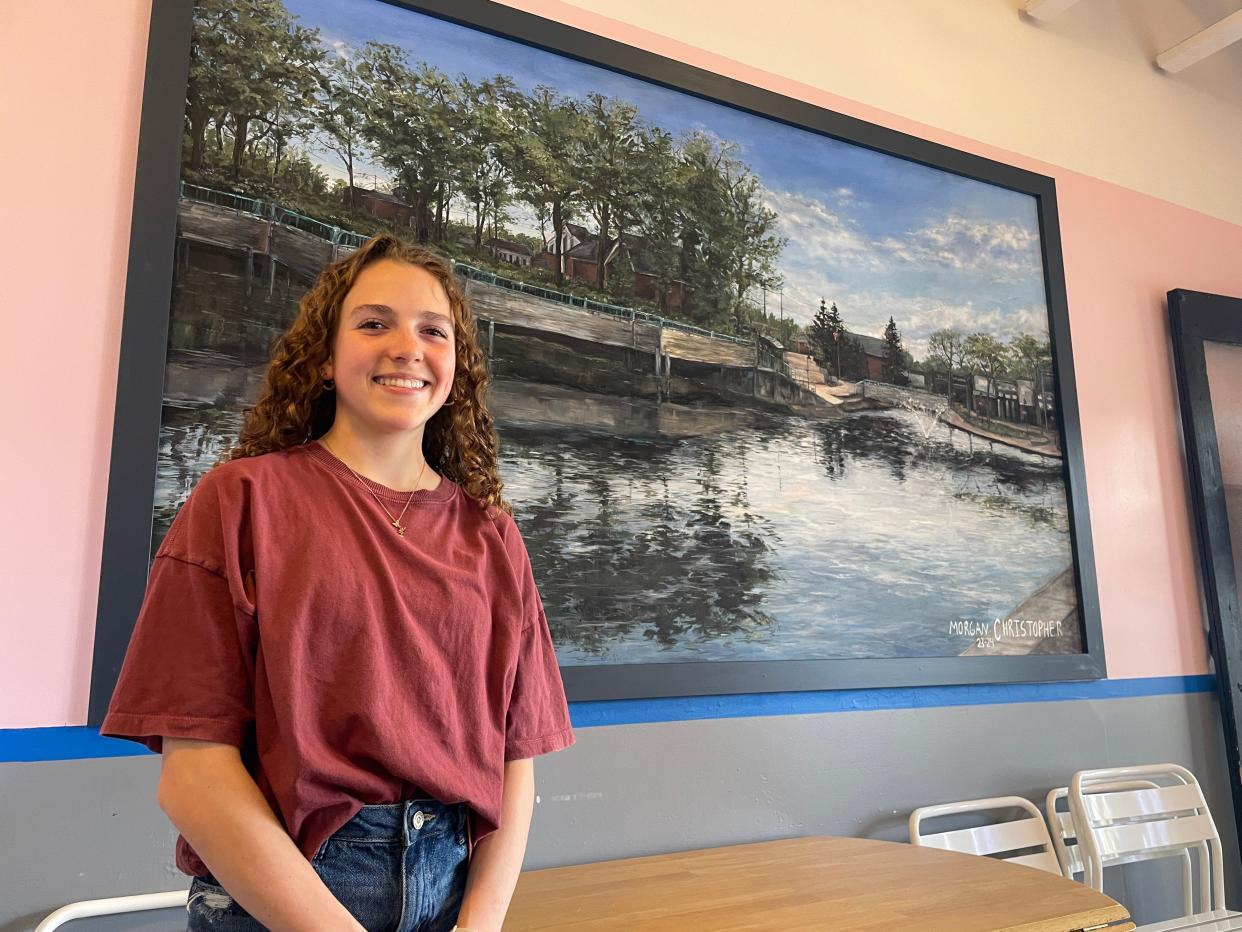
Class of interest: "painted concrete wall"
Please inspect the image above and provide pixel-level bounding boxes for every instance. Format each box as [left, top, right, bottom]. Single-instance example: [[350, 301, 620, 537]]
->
[[3, 0, 1242, 928], [4, 692, 1237, 929]]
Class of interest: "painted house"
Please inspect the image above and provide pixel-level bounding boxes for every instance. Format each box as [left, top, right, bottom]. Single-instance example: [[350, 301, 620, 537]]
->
[[544, 224, 687, 311], [845, 330, 888, 381], [487, 237, 533, 267], [345, 186, 414, 227]]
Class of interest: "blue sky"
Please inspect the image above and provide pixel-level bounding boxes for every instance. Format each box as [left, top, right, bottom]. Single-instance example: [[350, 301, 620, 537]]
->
[[285, 0, 1050, 358]]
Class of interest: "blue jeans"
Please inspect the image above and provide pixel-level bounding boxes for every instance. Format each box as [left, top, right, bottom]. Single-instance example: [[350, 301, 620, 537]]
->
[[185, 799, 469, 932]]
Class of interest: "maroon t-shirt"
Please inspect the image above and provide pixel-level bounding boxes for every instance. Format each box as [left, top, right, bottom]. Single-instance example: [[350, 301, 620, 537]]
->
[[101, 442, 574, 876]]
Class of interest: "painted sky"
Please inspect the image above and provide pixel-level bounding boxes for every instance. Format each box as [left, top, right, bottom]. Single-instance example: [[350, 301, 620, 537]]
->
[[284, 0, 1050, 358]]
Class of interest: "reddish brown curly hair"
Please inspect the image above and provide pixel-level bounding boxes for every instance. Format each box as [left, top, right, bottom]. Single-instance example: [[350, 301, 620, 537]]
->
[[224, 234, 510, 515]]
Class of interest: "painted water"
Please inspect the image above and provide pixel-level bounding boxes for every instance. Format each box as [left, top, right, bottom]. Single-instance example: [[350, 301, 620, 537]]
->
[[154, 371, 1076, 665]]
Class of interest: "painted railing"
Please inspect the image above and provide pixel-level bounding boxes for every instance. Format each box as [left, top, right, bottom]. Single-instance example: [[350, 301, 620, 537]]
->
[[178, 182, 790, 376], [179, 182, 368, 247]]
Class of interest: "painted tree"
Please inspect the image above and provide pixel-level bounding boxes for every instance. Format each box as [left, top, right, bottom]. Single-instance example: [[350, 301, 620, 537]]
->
[[926, 327, 967, 399], [579, 93, 645, 290], [807, 299, 846, 374], [1007, 333, 1051, 378], [676, 133, 737, 327], [722, 167, 785, 331], [1008, 332, 1053, 426], [676, 133, 784, 331], [354, 46, 457, 241], [964, 332, 1011, 415], [207, 0, 322, 181], [631, 126, 686, 312], [504, 86, 584, 286], [314, 52, 367, 208], [883, 316, 909, 385], [184, 0, 238, 171], [455, 75, 517, 248]]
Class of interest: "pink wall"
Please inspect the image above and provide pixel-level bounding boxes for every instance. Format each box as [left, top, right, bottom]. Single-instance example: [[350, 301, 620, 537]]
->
[[4, 0, 1240, 728], [1, 1, 151, 727]]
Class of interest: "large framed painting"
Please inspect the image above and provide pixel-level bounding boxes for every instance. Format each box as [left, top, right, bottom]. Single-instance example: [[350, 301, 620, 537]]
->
[[90, 0, 1104, 721], [1169, 288, 1242, 850]]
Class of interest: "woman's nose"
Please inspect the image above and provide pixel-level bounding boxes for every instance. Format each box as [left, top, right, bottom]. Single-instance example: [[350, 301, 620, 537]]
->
[[389, 330, 424, 362]]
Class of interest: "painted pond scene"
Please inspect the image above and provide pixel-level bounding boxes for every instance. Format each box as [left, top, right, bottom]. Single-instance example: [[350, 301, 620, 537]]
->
[[156, 0, 1084, 667]]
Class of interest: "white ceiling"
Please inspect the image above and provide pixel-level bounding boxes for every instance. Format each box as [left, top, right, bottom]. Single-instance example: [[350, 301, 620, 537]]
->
[[1020, 0, 1242, 103]]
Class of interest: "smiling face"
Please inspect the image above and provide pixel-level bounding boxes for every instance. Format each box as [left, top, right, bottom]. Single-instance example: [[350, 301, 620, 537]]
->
[[322, 258, 457, 442]]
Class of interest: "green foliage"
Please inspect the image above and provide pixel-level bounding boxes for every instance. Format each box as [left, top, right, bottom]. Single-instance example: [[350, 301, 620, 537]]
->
[[1008, 333, 1051, 378], [578, 93, 645, 291], [185, 0, 323, 178], [503, 86, 585, 286], [926, 328, 965, 370], [807, 300, 844, 371], [963, 333, 1011, 388], [181, 0, 796, 338], [883, 316, 909, 386], [314, 53, 367, 201]]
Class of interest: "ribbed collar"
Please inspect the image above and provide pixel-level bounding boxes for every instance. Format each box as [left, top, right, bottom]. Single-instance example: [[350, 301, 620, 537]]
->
[[302, 441, 457, 505]]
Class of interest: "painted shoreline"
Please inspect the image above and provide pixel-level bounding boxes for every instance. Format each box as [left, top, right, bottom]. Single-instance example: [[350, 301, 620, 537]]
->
[[939, 407, 1062, 459], [960, 566, 1080, 657]]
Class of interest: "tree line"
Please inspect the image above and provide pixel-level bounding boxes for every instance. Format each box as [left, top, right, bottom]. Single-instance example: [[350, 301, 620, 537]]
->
[[184, 0, 785, 333], [806, 298, 1051, 399]]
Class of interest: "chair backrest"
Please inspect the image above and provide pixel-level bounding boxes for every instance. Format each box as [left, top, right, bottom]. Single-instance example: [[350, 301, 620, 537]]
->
[[1047, 781, 1197, 916], [909, 795, 1062, 875], [1068, 764, 1225, 913]]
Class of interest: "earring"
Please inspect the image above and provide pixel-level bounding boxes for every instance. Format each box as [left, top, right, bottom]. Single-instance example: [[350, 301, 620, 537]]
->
[[323, 378, 335, 391]]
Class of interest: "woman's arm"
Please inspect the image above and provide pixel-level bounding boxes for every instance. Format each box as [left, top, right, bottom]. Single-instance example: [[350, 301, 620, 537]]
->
[[159, 737, 364, 932], [455, 757, 536, 932]]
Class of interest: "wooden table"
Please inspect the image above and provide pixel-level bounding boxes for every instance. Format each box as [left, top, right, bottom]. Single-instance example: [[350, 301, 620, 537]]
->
[[505, 836, 1135, 931]]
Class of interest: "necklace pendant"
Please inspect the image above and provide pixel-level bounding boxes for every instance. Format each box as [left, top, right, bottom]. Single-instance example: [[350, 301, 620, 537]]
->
[[393, 521, 406, 537]]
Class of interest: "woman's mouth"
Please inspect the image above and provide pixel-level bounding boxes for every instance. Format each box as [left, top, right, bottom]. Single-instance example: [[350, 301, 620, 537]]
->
[[374, 376, 429, 390]]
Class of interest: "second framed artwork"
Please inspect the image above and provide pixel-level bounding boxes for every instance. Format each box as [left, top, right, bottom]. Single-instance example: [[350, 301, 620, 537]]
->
[[90, 0, 1103, 718]]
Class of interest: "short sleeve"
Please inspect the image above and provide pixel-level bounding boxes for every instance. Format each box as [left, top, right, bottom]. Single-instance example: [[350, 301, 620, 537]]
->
[[100, 468, 258, 754], [497, 515, 575, 761]]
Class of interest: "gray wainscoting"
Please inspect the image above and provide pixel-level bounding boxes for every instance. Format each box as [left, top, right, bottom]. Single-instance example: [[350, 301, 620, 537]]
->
[[3, 690, 1236, 930]]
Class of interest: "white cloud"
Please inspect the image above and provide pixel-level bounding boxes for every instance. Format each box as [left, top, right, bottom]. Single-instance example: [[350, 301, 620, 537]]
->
[[878, 215, 1042, 282], [762, 187, 886, 274]]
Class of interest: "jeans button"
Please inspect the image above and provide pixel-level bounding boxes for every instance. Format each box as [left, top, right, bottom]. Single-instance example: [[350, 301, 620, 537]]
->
[[411, 810, 425, 830]]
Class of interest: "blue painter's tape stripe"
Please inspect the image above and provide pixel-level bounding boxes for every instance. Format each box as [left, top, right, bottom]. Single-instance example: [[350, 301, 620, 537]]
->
[[0, 675, 1217, 763], [568, 674, 1219, 728], [0, 726, 153, 763]]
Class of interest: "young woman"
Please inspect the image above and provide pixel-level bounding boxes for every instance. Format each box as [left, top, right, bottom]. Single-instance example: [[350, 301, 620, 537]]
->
[[102, 235, 575, 932]]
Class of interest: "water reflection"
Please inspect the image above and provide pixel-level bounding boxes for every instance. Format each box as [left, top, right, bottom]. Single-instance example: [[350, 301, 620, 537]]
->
[[496, 409, 1074, 663], [154, 391, 1079, 665]]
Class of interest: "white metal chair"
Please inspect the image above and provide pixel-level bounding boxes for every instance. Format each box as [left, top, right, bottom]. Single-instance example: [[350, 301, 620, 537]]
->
[[1068, 763, 1242, 931], [1046, 781, 1196, 915], [35, 890, 188, 931], [1129, 911, 1242, 932], [908, 795, 1062, 874]]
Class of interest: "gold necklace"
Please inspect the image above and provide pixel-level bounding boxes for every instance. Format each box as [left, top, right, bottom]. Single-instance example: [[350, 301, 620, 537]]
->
[[319, 439, 428, 537]]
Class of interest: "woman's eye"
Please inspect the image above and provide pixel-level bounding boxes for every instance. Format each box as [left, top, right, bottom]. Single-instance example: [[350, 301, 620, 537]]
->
[[359, 319, 386, 330], [425, 328, 449, 338]]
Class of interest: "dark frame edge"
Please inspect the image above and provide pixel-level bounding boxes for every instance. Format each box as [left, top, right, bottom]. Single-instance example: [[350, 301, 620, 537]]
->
[[1167, 287, 1242, 856], [87, 0, 194, 726]]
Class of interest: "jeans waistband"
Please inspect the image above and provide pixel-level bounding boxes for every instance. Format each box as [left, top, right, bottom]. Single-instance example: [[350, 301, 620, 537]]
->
[[335, 798, 467, 843]]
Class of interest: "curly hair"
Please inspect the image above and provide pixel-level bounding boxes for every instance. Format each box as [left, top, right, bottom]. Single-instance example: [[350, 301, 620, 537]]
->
[[224, 234, 510, 515]]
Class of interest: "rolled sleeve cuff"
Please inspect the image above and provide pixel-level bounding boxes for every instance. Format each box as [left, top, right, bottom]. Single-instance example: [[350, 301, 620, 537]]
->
[[100, 711, 250, 754], [504, 726, 575, 761]]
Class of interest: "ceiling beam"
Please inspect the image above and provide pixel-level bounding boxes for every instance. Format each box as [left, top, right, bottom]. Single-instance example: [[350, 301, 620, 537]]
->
[[1157, 10, 1242, 73], [1022, 0, 1084, 22]]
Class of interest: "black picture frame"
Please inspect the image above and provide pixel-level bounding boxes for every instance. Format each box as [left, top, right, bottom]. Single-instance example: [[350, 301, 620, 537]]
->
[[1168, 288, 1242, 850], [89, 0, 1105, 723]]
